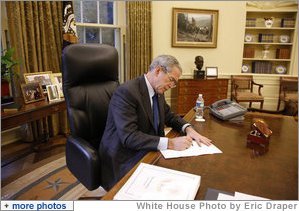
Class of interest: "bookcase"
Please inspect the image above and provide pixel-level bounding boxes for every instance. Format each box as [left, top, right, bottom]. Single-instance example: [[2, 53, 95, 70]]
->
[[242, 10, 297, 75]]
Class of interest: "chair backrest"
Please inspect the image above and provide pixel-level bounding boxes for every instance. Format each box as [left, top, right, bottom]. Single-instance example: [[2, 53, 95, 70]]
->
[[231, 75, 253, 90], [280, 76, 298, 93], [62, 44, 119, 149]]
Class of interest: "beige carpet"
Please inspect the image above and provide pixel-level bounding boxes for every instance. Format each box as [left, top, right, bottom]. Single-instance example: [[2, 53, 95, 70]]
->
[[1, 157, 106, 200]]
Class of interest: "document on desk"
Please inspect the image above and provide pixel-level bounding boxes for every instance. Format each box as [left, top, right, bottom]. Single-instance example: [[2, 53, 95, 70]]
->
[[217, 192, 269, 200], [114, 163, 201, 200], [160, 141, 222, 159]]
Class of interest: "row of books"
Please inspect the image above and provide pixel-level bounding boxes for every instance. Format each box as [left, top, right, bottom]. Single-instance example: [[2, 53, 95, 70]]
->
[[252, 61, 272, 74], [281, 18, 295, 28], [243, 47, 255, 58], [246, 18, 256, 27], [276, 48, 290, 59], [258, 34, 274, 43]]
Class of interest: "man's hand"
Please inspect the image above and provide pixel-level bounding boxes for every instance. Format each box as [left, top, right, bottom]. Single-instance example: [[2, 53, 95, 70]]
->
[[185, 126, 212, 146], [168, 136, 193, 151]]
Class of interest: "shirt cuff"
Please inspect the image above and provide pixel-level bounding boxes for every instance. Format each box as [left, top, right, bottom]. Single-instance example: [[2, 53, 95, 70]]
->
[[157, 137, 168, 150], [182, 123, 192, 133]]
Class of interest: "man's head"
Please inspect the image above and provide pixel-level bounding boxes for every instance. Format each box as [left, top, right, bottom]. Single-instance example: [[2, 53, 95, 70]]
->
[[147, 55, 182, 94], [195, 56, 204, 70]]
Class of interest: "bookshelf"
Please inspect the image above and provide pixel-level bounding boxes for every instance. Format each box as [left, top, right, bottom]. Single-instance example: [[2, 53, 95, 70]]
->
[[242, 10, 297, 75]]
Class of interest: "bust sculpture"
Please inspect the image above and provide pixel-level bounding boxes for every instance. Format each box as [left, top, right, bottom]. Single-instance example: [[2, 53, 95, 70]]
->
[[194, 56, 205, 79], [195, 56, 204, 71]]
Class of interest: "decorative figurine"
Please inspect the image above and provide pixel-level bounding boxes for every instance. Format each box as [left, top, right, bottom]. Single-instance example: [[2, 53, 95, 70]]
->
[[194, 56, 205, 79], [264, 17, 274, 28]]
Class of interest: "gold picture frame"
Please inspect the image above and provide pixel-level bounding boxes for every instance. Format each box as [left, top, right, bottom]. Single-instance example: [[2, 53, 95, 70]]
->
[[50, 73, 64, 98], [21, 82, 45, 104], [172, 8, 218, 48], [23, 71, 53, 90]]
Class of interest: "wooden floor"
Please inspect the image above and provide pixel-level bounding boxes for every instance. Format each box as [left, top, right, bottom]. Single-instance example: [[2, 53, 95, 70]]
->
[[1, 135, 66, 187]]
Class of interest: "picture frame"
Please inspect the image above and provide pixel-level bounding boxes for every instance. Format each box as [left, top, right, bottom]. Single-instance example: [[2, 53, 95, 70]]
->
[[172, 8, 218, 48], [23, 71, 53, 90], [206, 67, 218, 78], [50, 73, 64, 98], [46, 84, 61, 102], [21, 82, 45, 104]]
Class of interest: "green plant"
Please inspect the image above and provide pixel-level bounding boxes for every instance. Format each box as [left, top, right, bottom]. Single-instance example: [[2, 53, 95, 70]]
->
[[1, 48, 20, 82]]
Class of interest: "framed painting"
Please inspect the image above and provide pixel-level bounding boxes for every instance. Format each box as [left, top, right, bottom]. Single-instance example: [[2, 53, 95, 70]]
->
[[172, 8, 218, 48], [23, 71, 53, 90], [50, 73, 64, 98], [21, 82, 45, 104]]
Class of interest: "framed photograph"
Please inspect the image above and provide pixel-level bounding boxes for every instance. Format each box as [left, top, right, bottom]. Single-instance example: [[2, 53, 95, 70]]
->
[[21, 82, 45, 104], [50, 73, 64, 98], [46, 84, 61, 102], [206, 67, 218, 78], [172, 8, 218, 48], [23, 71, 53, 90]]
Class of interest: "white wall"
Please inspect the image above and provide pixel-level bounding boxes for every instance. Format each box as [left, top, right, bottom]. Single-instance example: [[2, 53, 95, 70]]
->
[[152, 1, 298, 111]]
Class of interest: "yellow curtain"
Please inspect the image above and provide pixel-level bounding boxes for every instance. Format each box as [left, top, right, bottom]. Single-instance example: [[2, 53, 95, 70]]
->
[[126, 2, 152, 81], [6, 1, 68, 138]]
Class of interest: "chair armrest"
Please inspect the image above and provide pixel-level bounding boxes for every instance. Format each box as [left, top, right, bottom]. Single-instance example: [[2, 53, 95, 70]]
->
[[65, 135, 101, 190], [233, 83, 239, 96], [252, 81, 264, 96]]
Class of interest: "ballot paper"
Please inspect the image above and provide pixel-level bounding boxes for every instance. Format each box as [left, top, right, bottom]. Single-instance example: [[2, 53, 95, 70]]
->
[[160, 141, 222, 159], [114, 163, 201, 200]]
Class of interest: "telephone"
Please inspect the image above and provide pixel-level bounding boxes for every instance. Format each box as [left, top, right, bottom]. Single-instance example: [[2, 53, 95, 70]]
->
[[210, 99, 247, 120]]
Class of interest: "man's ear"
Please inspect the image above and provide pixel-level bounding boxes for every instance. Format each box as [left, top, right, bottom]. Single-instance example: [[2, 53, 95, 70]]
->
[[154, 66, 161, 76]]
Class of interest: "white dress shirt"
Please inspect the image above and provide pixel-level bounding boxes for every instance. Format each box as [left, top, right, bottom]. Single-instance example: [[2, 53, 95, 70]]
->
[[144, 74, 190, 150]]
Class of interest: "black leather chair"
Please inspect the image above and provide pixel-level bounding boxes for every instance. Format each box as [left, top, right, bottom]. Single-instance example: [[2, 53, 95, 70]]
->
[[62, 44, 119, 190]]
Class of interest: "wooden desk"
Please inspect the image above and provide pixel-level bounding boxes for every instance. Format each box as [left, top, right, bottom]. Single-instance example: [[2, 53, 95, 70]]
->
[[1, 99, 66, 131], [102, 110, 298, 200]]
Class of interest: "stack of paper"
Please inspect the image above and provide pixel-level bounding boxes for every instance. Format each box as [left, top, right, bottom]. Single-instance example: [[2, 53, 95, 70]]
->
[[160, 141, 222, 159], [114, 163, 201, 200]]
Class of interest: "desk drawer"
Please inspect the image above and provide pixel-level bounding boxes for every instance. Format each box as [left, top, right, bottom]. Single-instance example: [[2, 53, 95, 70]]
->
[[178, 87, 227, 95], [176, 79, 228, 115], [179, 79, 228, 87]]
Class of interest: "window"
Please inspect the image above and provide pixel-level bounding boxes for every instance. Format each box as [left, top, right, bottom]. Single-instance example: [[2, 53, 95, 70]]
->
[[74, 1, 125, 82]]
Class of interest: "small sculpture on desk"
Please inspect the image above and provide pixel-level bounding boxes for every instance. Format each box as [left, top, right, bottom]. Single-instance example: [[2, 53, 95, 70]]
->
[[194, 56, 205, 79]]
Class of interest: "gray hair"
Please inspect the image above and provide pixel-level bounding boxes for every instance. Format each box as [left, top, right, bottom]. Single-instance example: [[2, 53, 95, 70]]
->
[[149, 55, 182, 73]]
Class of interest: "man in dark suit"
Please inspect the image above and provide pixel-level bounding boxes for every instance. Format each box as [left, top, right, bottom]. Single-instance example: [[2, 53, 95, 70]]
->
[[100, 55, 212, 190]]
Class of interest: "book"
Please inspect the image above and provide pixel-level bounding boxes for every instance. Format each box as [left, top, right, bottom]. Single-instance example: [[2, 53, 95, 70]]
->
[[2, 102, 22, 112], [113, 163, 201, 200]]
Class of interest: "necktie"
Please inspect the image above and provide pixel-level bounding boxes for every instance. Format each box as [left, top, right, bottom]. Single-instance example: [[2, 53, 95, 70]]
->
[[152, 94, 159, 134]]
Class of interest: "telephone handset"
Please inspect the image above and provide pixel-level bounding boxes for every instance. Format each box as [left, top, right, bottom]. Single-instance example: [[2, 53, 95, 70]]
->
[[210, 99, 247, 120]]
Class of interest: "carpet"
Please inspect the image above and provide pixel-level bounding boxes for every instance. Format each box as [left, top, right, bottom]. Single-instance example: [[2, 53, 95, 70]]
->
[[1, 157, 106, 200]]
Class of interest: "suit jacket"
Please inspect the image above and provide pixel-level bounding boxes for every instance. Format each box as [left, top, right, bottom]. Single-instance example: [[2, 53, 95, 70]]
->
[[99, 75, 187, 190]]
